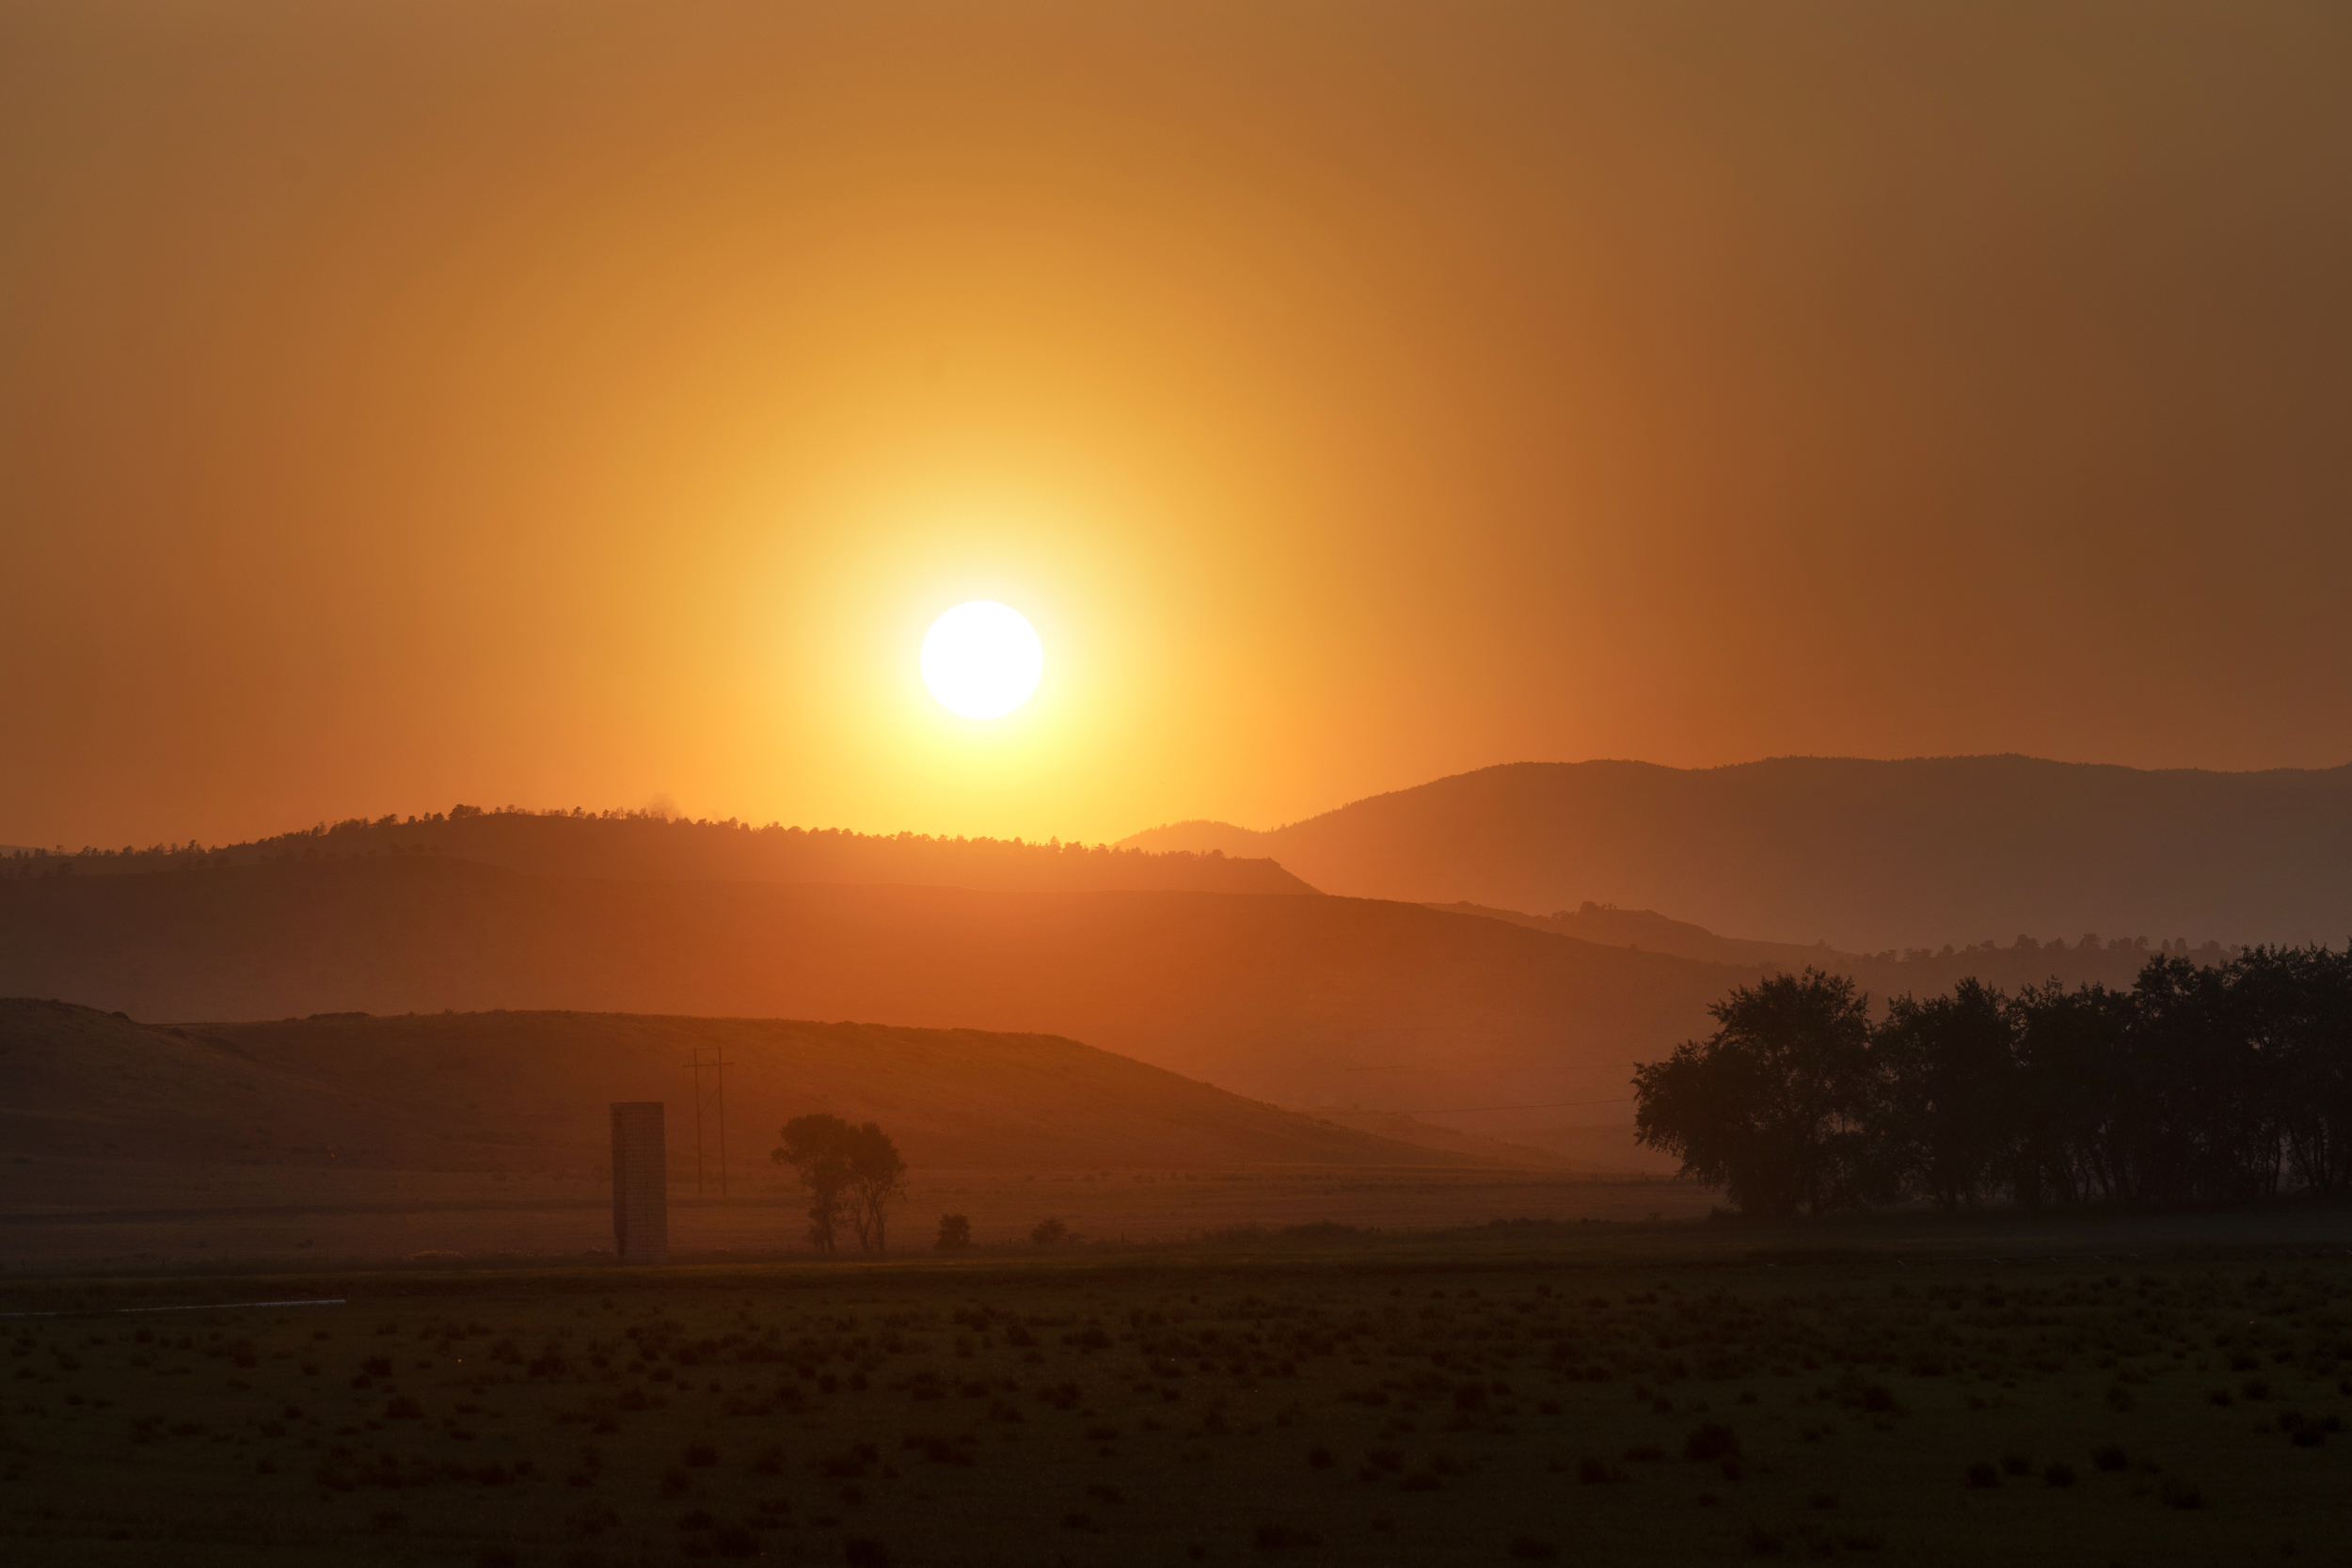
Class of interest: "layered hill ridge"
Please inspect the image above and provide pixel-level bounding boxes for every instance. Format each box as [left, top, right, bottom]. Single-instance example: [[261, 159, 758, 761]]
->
[[0, 999, 1475, 1175], [1120, 755, 2352, 951], [1433, 902, 2227, 1000], [0, 856, 1744, 1142], [4, 807, 1314, 897]]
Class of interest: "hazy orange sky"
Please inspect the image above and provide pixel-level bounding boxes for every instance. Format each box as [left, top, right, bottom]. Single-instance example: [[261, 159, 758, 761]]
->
[[6, 2, 2348, 851]]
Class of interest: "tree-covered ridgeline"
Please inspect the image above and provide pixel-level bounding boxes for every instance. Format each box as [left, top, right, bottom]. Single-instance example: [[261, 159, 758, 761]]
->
[[0, 803, 1298, 895], [1632, 948, 2352, 1217]]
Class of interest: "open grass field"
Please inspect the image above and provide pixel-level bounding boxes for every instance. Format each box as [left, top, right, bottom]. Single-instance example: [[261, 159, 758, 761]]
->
[[8, 1212, 2352, 1566], [0, 1164, 1704, 1271]]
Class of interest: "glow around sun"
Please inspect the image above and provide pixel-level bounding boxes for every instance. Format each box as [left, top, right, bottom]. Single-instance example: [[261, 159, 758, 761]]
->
[[920, 601, 1042, 719]]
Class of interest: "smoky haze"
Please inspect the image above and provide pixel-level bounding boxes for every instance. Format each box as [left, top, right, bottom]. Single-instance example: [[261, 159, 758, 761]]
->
[[4, 2, 2348, 848], [1121, 756, 2352, 952]]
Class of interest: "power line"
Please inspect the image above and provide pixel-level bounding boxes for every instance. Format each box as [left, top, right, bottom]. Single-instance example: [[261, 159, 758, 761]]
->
[[686, 1047, 736, 1197]]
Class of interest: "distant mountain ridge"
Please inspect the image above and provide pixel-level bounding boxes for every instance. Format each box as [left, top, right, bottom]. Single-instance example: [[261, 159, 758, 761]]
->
[[1120, 755, 2352, 950], [6, 806, 1314, 897], [1434, 901, 2226, 999]]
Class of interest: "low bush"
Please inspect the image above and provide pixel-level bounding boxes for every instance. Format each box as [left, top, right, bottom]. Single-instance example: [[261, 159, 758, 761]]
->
[[1251, 1522, 1317, 1550], [1684, 1424, 1740, 1463]]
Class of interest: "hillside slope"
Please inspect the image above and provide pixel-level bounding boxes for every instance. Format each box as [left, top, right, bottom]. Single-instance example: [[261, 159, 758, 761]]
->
[[4, 808, 1315, 896], [1121, 755, 2352, 950], [0, 858, 1749, 1138], [1434, 902, 2226, 997], [0, 999, 1471, 1174]]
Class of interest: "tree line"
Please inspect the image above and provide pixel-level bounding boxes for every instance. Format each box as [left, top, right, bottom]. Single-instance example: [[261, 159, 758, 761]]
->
[[1633, 946, 2352, 1218], [18, 801, 1206, 882]]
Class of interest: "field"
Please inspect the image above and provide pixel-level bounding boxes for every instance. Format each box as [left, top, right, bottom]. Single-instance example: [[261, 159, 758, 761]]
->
[[8, 1212, 2352, 1566], [0, 1164, 1707, 1270]]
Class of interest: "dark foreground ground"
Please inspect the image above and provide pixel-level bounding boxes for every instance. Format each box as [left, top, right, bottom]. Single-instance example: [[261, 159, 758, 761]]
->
[[6, 1212, 2352, 1567]]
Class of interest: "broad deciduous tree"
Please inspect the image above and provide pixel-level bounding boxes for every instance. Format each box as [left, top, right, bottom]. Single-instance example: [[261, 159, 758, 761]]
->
[[772, 1115, 907, 1253], [1633, 970, 1883, 1218]]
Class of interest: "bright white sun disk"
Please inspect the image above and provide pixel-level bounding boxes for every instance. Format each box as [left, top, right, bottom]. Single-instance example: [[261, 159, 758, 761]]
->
[[921, 601, 1042, 719]]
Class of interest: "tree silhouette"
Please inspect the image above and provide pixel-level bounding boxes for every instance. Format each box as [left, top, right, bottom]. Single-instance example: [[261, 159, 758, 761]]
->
[[844, 1121, 908, 1252], [2247, 944, 2352, 1192], [1640, 944, 2352, 1216], [771, 1114, 907, 1253], [1632, 970, 1881, 1218], [1877, 978, 2014, 1209], [773, 1114, 858, 1251], [2007, 980, 2136, 1206]]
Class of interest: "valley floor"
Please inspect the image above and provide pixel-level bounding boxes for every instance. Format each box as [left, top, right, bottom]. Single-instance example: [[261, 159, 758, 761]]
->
[[0, 1164, 1709, 1273], [4, 1212, 2352, 1565]]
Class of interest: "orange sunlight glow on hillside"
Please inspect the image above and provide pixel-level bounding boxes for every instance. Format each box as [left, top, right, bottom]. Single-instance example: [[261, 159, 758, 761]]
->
[[4, 2, 2349, 850]]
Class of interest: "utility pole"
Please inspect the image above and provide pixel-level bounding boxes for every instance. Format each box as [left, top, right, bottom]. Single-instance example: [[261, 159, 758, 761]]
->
[[686, 1047, 736, 1197]]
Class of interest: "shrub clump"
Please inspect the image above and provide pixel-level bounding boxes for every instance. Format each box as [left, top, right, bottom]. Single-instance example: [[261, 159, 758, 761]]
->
[[1684, 1423, 1740, 1463], [1251, 1522, 1318, 1551]]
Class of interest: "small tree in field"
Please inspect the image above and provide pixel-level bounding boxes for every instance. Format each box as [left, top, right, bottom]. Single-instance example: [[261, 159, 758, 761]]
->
[[845, 1122, 908, 1252], [772, 1116, 907, 1253], [934, 1213, 973, 1250], [774, 1115, 855, 1251]]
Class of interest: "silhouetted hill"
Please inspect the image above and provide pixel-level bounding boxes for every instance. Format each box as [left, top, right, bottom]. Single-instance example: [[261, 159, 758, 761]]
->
[[0, 857, 1749, 1148], [1434, 901, 2227, 997], [4, 806, 1313, 896], [0, 999, 1472, 1174], [1279, 1108, 1605, 1171], [1120, 756, 2352, 950]]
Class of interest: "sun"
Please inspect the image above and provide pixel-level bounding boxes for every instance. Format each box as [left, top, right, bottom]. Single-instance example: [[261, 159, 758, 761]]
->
[[920, 601, 1043, 719]]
